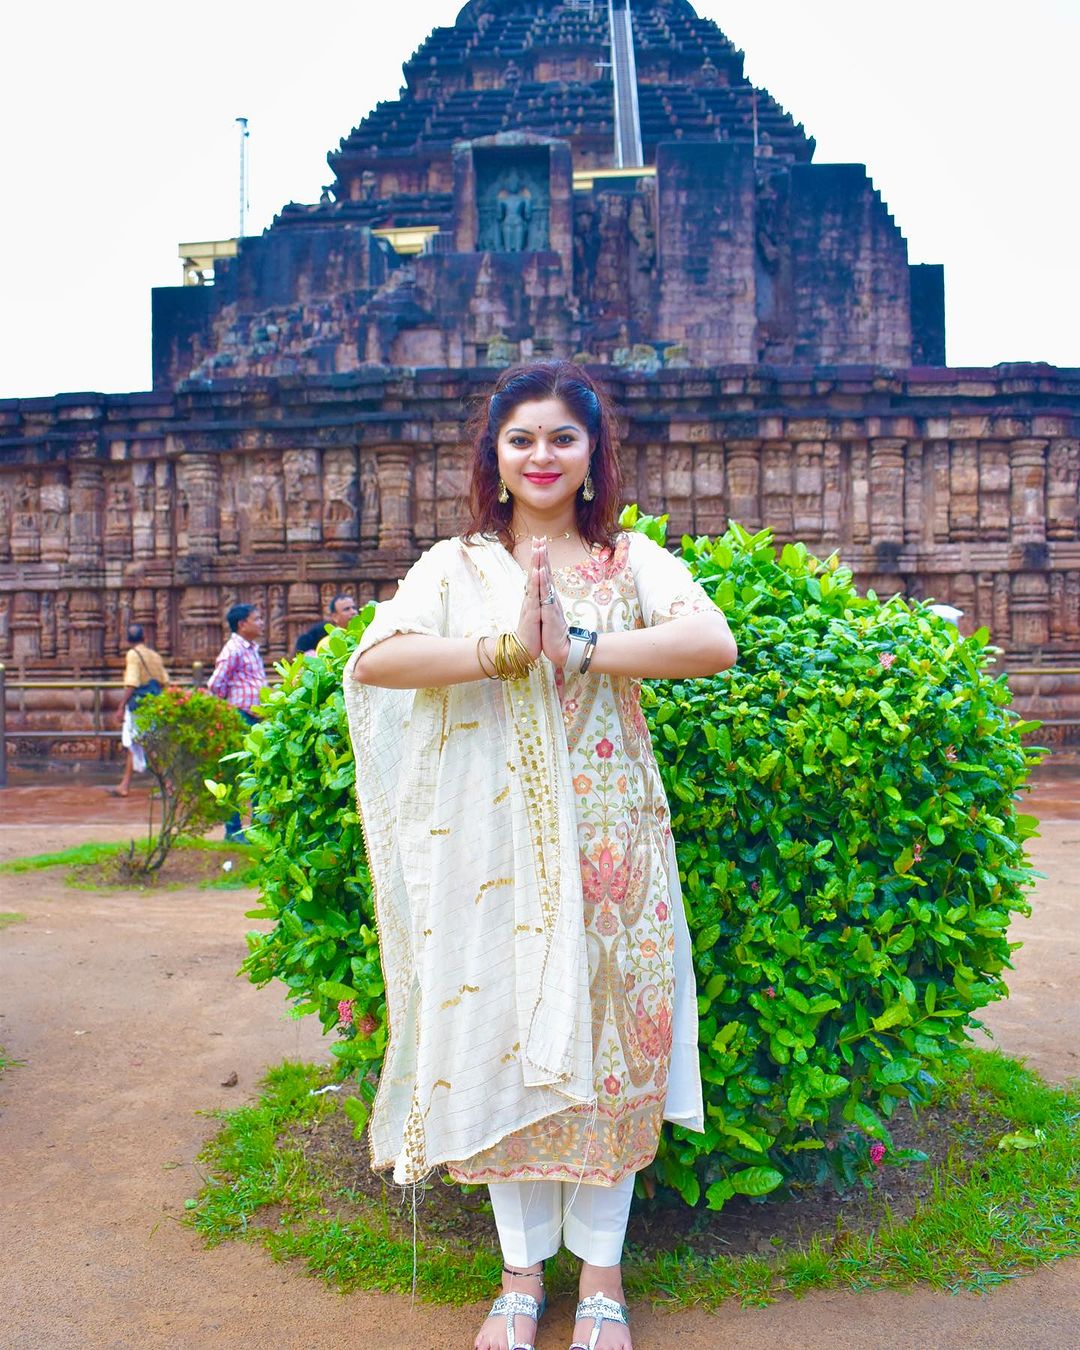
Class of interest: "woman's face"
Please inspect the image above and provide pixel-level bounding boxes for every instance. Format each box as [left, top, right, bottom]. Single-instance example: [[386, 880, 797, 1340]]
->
[[495, 396, 592, 516]]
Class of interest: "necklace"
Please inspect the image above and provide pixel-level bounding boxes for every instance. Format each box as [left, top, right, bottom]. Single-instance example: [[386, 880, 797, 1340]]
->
[[510, 528, 573, 542]]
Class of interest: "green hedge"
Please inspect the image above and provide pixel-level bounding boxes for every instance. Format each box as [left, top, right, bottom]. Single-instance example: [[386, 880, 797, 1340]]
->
[[237, 513, 1042, 1203]]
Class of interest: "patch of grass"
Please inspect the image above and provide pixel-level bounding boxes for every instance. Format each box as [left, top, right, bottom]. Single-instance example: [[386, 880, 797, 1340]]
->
[[0, 912, 27, 930], [0, 842, 126, 873], [0, 837, 259, 892], [188, 1050, 1080, 1308], [0, 1046, 25, 1078]]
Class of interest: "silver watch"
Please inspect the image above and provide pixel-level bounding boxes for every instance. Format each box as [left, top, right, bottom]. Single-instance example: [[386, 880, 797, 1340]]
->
[[566, 626, 598, 674]]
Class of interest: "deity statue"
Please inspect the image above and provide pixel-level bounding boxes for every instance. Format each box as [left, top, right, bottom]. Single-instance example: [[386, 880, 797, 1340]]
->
[[498, 172, 533, 252], [477, 162, 549, 253], [324, 450, 358, 538], [14, 474, 36, 533], [360, 454, 380, 545], [40, 474, 69, 535], [249, 455, 284, 526], [106, 480, 133, 556]]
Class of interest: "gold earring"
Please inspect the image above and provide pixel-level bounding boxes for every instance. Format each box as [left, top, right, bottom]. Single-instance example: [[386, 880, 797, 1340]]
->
[[582, 471, 595, 503], [498, 477, 509, 504]]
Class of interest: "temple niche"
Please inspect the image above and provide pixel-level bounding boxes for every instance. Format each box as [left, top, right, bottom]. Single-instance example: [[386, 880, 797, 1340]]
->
[[476, 151, 551, 253], [0, 0, 1078, 758]]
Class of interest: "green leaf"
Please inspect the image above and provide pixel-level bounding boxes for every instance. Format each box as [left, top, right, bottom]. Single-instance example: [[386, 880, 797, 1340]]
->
[[872, 1003, 912, 1032], [886, 925, 915, 954], [728, 1166, 784, 1197], [849, 1101, 889, 1140], [342, 1095, 371, 1138], [997, 1129, 1045, 1152], [695, 923, 721, 953], [318, 981, 361, 1002], [718, 1125, 765, 1153], [880, 1058, 916, 1084], [705, 1179, 735, 1211]]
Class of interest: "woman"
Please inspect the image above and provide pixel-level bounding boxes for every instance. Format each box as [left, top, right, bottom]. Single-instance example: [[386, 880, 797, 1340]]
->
[[344, 361, 736, 1350]]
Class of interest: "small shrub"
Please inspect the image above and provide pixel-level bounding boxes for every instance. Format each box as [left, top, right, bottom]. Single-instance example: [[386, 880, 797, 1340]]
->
[[129, 687, 249, 874], [237, 514, 1043, 1200], [237, 627, 385, 1086]]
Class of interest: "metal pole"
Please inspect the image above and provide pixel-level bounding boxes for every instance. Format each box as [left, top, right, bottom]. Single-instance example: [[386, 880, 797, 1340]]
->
[[0, 663, 7, 787], [236, 117, 249, 238]]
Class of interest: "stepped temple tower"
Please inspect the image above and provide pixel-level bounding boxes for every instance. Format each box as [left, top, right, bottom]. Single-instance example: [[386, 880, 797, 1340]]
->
[[1, 0, 1079, 757], [154, 0, 945, 384]]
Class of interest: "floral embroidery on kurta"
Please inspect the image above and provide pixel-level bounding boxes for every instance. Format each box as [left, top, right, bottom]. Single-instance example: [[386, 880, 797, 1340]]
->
[[449, 534, 717, 1186]]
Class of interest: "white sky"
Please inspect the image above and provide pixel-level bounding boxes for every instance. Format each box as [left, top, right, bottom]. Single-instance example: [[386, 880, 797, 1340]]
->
[[1, 0, 1077, 400]]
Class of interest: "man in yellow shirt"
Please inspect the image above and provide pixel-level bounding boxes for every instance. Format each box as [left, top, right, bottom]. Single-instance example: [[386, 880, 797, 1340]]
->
[[294, 592, 358, 655], [110, 625, 169, 798]]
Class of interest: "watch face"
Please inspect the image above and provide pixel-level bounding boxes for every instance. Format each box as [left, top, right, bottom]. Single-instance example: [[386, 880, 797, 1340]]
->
[[567, 626, 591, 640]]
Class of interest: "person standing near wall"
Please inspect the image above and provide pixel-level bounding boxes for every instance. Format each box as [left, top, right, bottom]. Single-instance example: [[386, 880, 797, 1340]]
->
[[109, 624, 169, 798], [294, 593, 358, 655], [207, 603, 266, 841]]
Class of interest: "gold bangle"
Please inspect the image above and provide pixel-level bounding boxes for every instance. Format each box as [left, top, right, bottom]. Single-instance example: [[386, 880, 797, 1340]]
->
[[476, 635, 498, 679], [492, 631, 535, 681]]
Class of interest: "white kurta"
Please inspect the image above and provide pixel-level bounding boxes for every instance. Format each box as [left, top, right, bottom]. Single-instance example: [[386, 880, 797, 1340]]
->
[[343, 532, 712, 1186]]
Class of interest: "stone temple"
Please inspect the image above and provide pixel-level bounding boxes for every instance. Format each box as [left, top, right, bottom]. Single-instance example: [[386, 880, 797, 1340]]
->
[[155, 0, 944, 384], [1, 0, 1078, 756]]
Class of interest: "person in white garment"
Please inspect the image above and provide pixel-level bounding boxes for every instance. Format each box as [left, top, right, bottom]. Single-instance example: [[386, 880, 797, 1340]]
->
[[345, 361, 737, 1350]]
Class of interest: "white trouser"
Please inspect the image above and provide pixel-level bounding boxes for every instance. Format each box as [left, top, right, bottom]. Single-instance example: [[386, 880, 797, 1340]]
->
[[488, 1174, 636, 1268], [121, 707, 146, 773]]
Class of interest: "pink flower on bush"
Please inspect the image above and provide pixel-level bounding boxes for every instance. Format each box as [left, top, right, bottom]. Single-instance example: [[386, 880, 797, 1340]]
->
[[945, 745, 958, 762], [764, 986, 777, 999], [879, 651, 896, 670], [356, 1014, 378, 1038], [869, 1141, 886, 1167], [750, 879, 760, 894], [912, 841, 924, 863], [604, 1074, 621, 1095], [337, 999, 354, 1028], [596, 738, 614, 760]]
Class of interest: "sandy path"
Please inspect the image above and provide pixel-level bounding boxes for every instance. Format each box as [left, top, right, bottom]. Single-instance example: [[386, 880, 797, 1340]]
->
[[0, 787, 1077, 1349]]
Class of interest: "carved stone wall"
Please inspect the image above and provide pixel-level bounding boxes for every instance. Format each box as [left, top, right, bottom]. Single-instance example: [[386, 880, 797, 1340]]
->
[[1, 364, 1079, 752]]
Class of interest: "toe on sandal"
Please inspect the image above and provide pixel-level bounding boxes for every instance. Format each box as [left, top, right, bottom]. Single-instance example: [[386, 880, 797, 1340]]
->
[[569, 1291, 630, 1350], [486, 1289, 546, 1350]]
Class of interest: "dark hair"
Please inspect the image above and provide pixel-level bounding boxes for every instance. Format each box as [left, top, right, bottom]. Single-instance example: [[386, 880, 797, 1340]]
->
[[463, 360, 622, 549], [328, 593, 354, 617], [226, 603, 256, 633], [127, 623, 144, 645]]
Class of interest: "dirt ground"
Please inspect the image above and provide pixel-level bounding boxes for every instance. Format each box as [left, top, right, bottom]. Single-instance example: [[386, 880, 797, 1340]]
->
[[0, 777, 1078, 1349]]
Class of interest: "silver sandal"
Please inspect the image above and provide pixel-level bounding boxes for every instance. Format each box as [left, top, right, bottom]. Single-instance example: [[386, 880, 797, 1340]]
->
[[569, 1291, 630, 1350], [485, 1265, 546, 1350]]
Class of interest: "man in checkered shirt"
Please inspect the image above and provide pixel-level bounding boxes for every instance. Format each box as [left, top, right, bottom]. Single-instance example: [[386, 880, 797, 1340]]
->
[[208, 603, 266, 841]]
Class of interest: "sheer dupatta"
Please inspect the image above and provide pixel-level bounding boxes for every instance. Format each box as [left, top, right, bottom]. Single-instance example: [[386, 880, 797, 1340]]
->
[[342, 536, 594, 1184]]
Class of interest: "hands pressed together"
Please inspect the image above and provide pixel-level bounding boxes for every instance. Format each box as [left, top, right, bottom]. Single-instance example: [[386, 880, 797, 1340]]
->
[[516, 537, 571, 668]]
